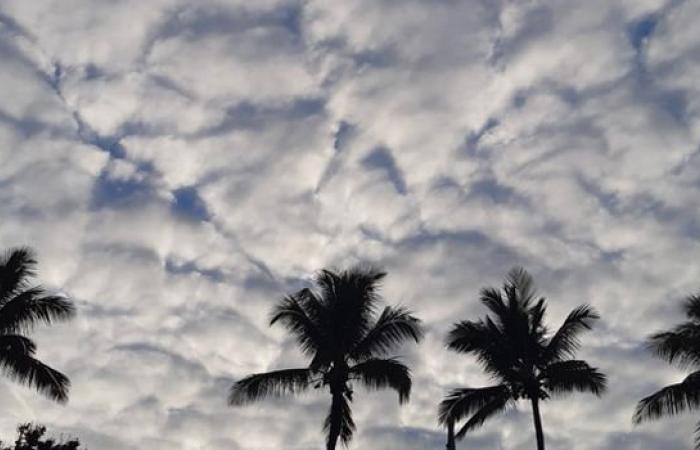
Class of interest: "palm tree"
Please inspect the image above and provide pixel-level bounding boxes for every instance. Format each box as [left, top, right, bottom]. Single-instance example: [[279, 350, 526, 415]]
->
[[439, 267, 606, 450], [229, 267, 423, 449], [634, 294, 700, 448], [0, 247, 75, 403]]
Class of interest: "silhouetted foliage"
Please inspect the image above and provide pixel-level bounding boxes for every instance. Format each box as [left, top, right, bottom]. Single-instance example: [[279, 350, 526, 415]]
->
[[0, 247, 75, 402], [229, 266, 423, 450], [0, 423, 81, 450], [635, 294, 700, 448], [439, 267, 606, 450]]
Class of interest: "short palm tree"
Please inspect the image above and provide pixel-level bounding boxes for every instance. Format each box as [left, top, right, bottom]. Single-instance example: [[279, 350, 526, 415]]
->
[[439, 267, 606, 450], [634, 294, 700, 448], [0, 247, 75, 402], [229, 267, 423, 449]]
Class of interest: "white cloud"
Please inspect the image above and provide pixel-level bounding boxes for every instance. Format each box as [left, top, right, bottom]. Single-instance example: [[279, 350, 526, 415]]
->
[[1, 0, 699, 449]]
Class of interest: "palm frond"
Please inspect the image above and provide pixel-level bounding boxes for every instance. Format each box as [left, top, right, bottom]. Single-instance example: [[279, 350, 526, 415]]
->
[[445, 320, 492, 354], [542, 360, 606, 396], [0, 288, 75, 333], [317, 267, 387, 356], [454, 392, 512, 439], [683, 295, 700, 322], [324, 391, 355, 448], [0, 334, 37, 355], [317, 267, 385, 313], [506, 266, 536, 306], [270, 294, 326, 358], [228, 368, 313, 406], [438, 385, 510, 425], [347, 265, 386, 292], [316, 269, 341, 306], [350, 358, 412, 403], [529, 297, 548, 337], [446, 319, 517, 381], [544, 305, 599, 363], [344, 266, 386, 337], [0, 247, 37, 302], [479, 287, 507, 320], [0, 351, 69, 403], [351, 306, 423, 360], [634, 371, 700, 423], [479, 269, 545, 355], [647, 324, 700, 368]]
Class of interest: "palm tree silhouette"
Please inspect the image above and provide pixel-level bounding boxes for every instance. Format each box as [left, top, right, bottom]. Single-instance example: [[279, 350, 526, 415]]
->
[[0, 247, 75, 402], [634, 294, 700, 448], [439, 267, 606, 450], [228, 267, 423, 449]]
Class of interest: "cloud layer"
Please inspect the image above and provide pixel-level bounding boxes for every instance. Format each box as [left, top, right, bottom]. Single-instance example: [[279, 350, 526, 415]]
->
[[1, 0, 699, 448]]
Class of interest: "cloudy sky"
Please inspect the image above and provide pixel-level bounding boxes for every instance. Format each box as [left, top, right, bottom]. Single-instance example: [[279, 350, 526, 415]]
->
[[1, 0, 699, 449]]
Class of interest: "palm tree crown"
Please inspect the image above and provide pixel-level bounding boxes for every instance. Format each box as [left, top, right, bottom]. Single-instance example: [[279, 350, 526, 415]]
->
[[439, 267, 606, 450], [634, 294, 700, 448], [229, 267, 423, 449], [0, 247, 75, 402]]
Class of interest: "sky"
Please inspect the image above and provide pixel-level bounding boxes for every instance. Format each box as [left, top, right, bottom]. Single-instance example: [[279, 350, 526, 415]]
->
[[0, 0, 699, 449]]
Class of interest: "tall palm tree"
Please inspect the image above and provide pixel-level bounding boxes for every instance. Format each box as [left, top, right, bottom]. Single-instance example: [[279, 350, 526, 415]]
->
[[439, 267, 606, 450], [229, 267, 423, 449], [0, 247, 75, 402], [634, 294, 700, 448]]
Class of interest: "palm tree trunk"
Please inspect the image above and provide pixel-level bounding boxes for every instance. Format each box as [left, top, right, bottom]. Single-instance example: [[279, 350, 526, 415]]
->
[[530, 397, 545, 450], [326, 390, 343, 450], [446, 417, 456, 450]]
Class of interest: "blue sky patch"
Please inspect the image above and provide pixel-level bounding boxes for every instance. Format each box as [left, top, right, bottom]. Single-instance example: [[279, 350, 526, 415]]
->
[[171, 186, 210, 222]]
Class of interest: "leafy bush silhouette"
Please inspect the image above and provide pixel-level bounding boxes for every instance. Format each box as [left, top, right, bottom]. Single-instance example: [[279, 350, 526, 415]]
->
[[0, 423, 81, 450]]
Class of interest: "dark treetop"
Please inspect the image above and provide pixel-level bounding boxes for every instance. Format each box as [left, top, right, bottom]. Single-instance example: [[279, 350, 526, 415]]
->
[[229, 267, 423, 450], [439, 267, 606, 450], [0, 247, 75, 403], [635, 294, 700, 449]]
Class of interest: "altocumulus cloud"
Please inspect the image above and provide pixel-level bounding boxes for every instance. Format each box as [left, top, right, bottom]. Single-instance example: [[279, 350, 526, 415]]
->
[[0, 0, 699, 449]]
